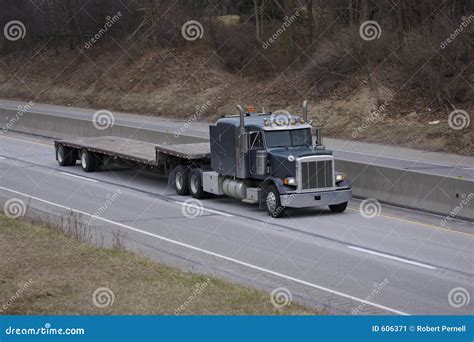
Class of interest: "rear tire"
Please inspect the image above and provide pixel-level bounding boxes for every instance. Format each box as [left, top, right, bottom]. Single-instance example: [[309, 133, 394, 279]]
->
[[80, 149, 102, 172], [329, 202, 348, 213], [263, 184, 285, 218], [189, 169, 208, 199], [172, 165, 190, 196], [56, 145, 76, 166]]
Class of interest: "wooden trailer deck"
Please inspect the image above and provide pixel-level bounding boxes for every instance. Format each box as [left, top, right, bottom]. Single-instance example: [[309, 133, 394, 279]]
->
[[55, 136, 210, 165], [155, 142, 210, 160]]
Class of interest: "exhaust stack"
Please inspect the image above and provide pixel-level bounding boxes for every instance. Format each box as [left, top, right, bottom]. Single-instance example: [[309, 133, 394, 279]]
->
[[235, 104, 248, 178], [236, 105, 245, 134], [303, 100, 308, 122]]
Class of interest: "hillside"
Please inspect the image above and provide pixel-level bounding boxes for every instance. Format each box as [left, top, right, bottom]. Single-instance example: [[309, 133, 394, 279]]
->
[[0, 43, 471, 155], [0, 0, 472, 155]]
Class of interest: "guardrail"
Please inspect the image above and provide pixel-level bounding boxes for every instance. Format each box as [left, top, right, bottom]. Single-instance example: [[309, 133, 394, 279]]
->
[[1, 107, 472, 221]]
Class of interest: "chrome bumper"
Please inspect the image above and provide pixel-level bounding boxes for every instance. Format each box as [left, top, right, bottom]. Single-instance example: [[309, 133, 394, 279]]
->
[[280, 188, 352, 208]]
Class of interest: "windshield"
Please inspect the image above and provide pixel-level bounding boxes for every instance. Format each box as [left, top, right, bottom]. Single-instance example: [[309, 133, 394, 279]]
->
[[265, 129, 312, 148]]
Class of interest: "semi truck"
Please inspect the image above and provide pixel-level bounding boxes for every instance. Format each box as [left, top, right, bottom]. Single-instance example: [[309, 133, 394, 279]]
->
[[54, 102, 352, 217]]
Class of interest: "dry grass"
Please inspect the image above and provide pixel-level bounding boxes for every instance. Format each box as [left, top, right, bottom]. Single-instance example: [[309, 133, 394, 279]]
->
[[0, 214, 313, 315]]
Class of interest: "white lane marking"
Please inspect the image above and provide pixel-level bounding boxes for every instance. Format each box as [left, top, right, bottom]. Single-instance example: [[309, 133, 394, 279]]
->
[[348, 246, 437, 270], [0, 156, 5, 160], [0, 186, 409, 315], [59, 172, 99, 183], [172, 200, 233, 217], [333, 148, 474, 171]]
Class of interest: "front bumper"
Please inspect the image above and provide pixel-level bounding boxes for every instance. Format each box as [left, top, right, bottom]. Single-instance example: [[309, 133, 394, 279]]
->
[[280, 188, 352, 208]]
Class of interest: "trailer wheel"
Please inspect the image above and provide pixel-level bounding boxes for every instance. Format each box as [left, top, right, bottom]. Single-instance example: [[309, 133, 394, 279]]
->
[[189, 169, 208, 199], [56, 145, 76, 166], [80, 149, 102, 172], [329, 202, 348, 213], [172, 165, 190, 196], [263, 184, 285, 218]]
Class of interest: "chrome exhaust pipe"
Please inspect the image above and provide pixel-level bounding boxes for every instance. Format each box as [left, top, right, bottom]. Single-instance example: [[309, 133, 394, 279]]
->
[[235, 104, 248, 178], [236, 105, 244, 133], [303, 100, 308, 122]]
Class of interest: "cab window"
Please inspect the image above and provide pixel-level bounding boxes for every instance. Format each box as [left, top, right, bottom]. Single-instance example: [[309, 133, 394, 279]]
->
[[248, 131, 264, 150]]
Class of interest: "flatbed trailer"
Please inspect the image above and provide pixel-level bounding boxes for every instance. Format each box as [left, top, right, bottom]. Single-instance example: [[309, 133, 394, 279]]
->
[[54, 136, 211, 175]]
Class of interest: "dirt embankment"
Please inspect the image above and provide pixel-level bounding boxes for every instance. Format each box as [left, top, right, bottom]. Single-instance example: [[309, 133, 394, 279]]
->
[[0, 44, 471, 155]]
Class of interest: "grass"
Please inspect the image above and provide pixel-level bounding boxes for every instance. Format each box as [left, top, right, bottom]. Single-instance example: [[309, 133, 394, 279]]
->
[[0, 214, 313, 315]]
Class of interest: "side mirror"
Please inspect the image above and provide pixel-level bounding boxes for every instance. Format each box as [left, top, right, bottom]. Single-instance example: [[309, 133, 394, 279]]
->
[[312, 127, 323, 147]]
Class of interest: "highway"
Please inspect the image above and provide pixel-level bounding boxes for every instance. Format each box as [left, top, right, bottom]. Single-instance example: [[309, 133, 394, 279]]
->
[[1, 99, 473, 180], [1, 132, 473, 315]]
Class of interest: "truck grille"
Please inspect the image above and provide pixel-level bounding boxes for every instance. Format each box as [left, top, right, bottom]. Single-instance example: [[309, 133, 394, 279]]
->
[[300, 158, 334, 191]]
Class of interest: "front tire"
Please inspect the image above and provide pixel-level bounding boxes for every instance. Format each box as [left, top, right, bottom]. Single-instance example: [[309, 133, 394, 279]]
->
[[172, 165, 190, 196], [264, 184, 285, 218], [329, 202, 348, 213]]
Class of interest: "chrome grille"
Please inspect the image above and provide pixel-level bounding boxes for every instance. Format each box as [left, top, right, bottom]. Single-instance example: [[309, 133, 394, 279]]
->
[[299, 158, 334, 191]]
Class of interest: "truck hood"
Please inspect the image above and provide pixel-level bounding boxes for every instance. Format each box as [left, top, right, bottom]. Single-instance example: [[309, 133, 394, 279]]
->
[[267, 147, 332, 179]]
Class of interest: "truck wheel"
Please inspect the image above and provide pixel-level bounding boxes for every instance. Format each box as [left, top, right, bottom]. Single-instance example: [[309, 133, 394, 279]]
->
[[173, 165, 190, 196], [189, 169, 208, 199], [264, 184, 285, 218], [80, 149, 101, 172], [329, 202, 348, 213], [56, 145, 76, 166]]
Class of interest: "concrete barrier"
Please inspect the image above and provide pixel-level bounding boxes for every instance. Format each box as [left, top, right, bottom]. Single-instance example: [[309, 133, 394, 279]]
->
[[1, 107, 472, 221], [336, 160, 473, 221], [453, 178, 474, 221], [0, 108, 206, 145]]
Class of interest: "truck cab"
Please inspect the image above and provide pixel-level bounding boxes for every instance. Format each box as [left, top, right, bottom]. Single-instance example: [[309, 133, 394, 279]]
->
[[201, 104, 352, 217]]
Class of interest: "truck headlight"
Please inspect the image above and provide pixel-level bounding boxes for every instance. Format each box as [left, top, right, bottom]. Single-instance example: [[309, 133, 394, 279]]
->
[[283, 177, 297, 186], [335, 173, 347, 183]]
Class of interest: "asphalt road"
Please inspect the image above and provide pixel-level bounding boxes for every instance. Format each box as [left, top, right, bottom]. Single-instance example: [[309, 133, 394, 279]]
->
[[1, 99, 473, 180], [0, 132, 473, 315]]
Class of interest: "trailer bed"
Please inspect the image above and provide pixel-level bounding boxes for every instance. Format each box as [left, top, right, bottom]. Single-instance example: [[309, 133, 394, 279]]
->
[[155, 143, 210, 160], [55, 136, 210, 166]]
